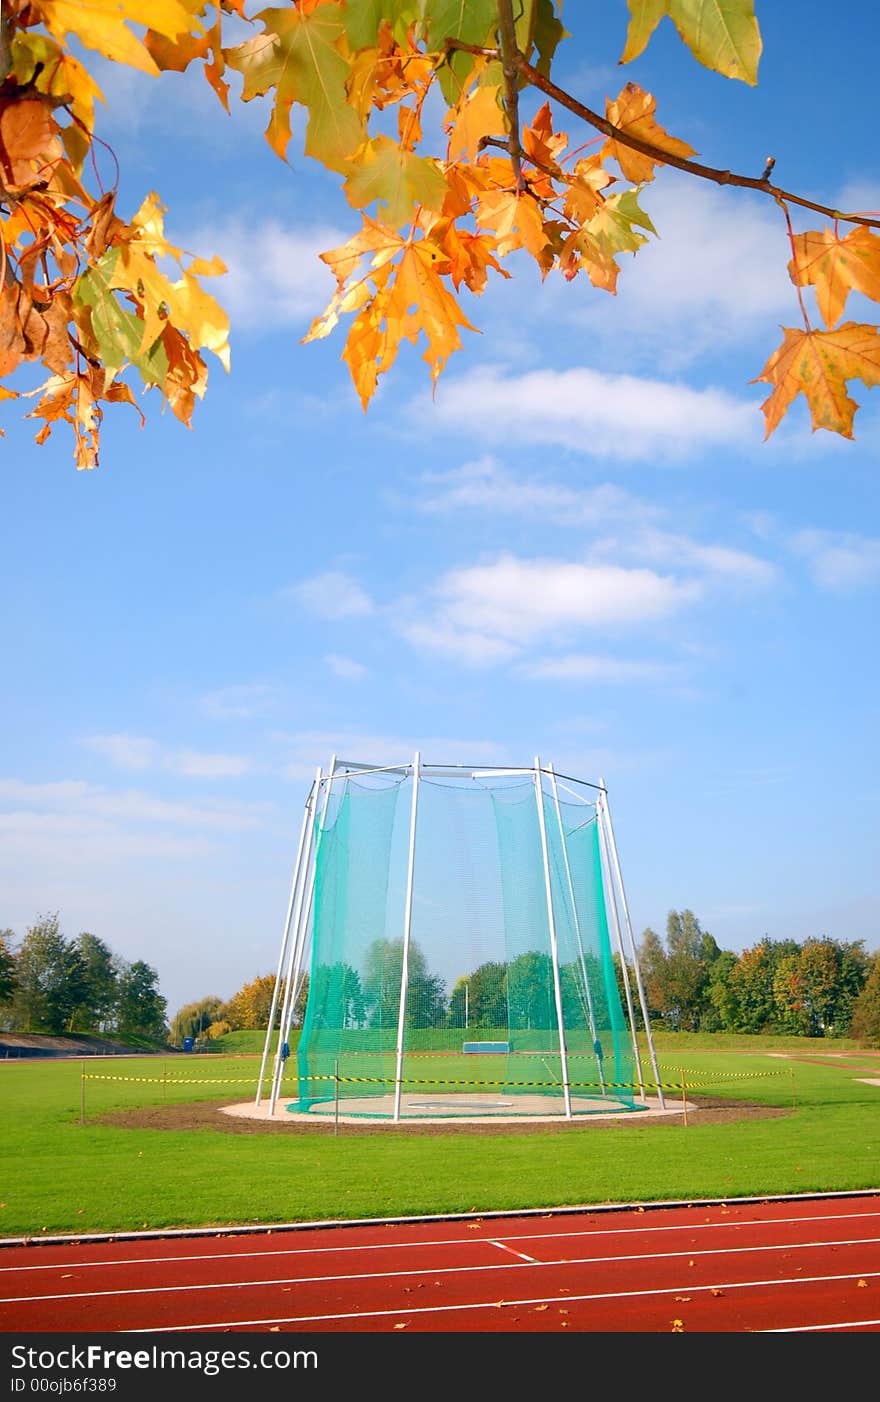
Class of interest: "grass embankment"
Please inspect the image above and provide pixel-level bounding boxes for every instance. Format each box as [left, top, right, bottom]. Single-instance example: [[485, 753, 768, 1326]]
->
[[1, 1036, 878, 1239]]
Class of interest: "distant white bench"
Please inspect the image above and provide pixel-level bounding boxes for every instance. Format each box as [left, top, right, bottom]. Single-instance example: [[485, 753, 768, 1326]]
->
[[462, 1041, 511, 1054]]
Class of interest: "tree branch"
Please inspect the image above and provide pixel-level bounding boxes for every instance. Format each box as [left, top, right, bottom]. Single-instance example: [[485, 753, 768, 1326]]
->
[[496, 0, 524, 192], [445, 38, 880, 232]]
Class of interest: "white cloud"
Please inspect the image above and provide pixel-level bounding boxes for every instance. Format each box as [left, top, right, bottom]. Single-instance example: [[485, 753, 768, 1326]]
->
[[0, 779, 265, 831], [425, 365, 755, 461], [82, 734, 251, 780], [592, 528, 778, 589], [289, 570, 375, 619], [791, 529, 880, 591], [396, 619, 519, 667], [425, 555, 701, 645], [409, 456, 654, 526], [520, 654, 675, 683], [325, 654, 369, 680], [200, 683, 280, 720], [83, 734, 158, 770], [189, 219, 344, 332], [173, 751, 251, 778], [583, 178, 792, 354]]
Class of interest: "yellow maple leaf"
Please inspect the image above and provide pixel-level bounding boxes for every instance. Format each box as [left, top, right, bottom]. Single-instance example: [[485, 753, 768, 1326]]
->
[[446, 73, 505, 164], [562, 156, 615, 228], [603, 83, 696, 184], [789, 226, 880, 329], [752, 322, 880, 438], [32, 0, 201, 77], [621, 0, 762, 86], [475, 185, 553, 269], [306, 217, 474, 407], [109, 193, 230, 370]]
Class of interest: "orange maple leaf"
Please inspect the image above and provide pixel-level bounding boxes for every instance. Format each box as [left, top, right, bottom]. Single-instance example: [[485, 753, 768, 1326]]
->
[[602, 83, 696, 184], [789, 226, 880, 329], [752, 322, 880, 438]]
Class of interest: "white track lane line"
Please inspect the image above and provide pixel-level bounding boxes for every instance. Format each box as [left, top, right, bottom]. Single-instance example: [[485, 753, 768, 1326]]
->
[[489, 1241, 539, 1262], [4, 1236, 879, 1306], [130, 1268, 880, 1333], [763, 1317, 880, 1333], [4, 1207, 878, 1275]]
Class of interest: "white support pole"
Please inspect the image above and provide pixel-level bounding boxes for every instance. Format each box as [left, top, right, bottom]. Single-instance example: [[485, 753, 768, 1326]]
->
[[534, 757, 573, 1119], [255, 775, 319, 1106], [393, 752, 420, 1123], [595, 790, 646, 1100], [268, 757, 335, 1115], [548, 765, 606, 1095], [599, 781, 665, 1109], [288, 756, 338, 1020]]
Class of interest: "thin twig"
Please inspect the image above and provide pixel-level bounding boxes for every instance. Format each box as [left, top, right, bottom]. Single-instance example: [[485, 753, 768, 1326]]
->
[[446, 38, 880, 231]]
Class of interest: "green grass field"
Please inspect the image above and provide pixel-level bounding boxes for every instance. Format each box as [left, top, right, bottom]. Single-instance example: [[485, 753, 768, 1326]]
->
[[1, 1035, 879, 1240]]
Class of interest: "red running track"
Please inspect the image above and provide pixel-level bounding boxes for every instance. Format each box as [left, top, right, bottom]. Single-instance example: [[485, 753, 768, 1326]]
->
[[2, 1194, 880, 1335]]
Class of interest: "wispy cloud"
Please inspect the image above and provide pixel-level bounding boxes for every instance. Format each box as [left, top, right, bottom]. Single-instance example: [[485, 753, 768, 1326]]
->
[[414, 555, 701, 647], [325, 654, 369, 680], [288, 570, 375, 620], [591, 528, 778, 590], [83, 735, 251, 779], [200, 683, 280, 721], [0, 779, 265, 831], [519, 654, 676, 683], [424, 364, 756, 461], [187, 218, 344, 333], [791, 529, 880, 591], [406, 456, 655, 526]]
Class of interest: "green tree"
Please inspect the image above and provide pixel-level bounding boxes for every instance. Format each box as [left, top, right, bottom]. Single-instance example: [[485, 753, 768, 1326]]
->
[[361, 938, 447, 1030], [170, 996, 224, 1046], [712, 938, 800, 1033], [850, 954, 880, 1048], [772, 938, 869, 1037], [68, 932, 119, 1033], [304, 962, 366, 1030], [508, 950, 554, 1032], [637, 910, 728, 1031], [636, 926, 667, 1025], [10, 913, 88, 1033], [0, 930, 16, 1013], [115, 960, 168, 1044], [456, 961, 508, 1030]]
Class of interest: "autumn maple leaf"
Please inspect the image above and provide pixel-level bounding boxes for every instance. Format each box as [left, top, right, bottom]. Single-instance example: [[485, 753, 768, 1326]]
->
[[602, 83, 696, 184], [788, 226, 880, 329], [752, 323, 880, 438]]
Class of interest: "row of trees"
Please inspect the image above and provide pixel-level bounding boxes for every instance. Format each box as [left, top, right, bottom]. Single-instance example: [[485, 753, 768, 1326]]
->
[[0, 915, 168, 1045], [637, 911, 880, 1041], [170, 914, 880, 1047]]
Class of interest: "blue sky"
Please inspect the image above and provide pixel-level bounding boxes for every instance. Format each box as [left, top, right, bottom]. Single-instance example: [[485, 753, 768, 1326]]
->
[[2, 2, 879, 1018]]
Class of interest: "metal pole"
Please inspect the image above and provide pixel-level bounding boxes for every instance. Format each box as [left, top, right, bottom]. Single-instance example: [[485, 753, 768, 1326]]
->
[[255, 775, 318, 1106], [393, 752, 420, 1123], [268, 761, 329, 1114], [534, 757, 572, 1119], [599, 780, 665, 1110], [595, 793, 645, 1100], [286, 754, 338, 1032], [548, 764, 606, 1095]]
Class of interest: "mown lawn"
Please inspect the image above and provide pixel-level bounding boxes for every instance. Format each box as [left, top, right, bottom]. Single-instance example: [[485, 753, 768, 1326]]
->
[[1, 1037, 878, 1239]]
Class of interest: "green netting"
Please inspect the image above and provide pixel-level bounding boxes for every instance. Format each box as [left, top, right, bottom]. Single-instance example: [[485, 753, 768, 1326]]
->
[[290, 771, 640, 1118]]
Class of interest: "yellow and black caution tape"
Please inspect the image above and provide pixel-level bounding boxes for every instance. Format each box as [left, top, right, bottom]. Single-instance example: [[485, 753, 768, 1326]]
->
[[81, 1074, 268, 1084]]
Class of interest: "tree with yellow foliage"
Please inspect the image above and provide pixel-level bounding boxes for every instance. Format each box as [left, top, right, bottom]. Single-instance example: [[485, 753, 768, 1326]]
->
[[2, 1, 878, 468]]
